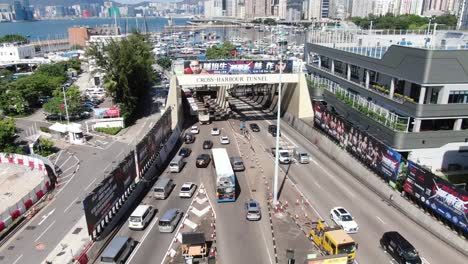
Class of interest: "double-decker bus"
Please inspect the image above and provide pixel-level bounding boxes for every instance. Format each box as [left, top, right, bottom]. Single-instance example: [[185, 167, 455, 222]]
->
[[211, 148, 236, 202]]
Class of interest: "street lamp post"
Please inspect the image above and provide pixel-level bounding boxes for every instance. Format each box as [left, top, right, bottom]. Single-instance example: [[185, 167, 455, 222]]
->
[[273, 28, 284, 207], [62, 86, 70, 124]]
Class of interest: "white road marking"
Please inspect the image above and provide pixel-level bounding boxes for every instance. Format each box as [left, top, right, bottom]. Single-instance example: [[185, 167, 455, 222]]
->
[[58, 172, 74, 180], [127, 217, 158, 264], [38, 208, 56, 226], [228, 120, 274, 264], [422, 257, 431, 264], [35, 220, 56, 242], [12, 254, 23, 264], [61, 163, 79, 174], [314, 181, 322, 189], [53, 150, 63, 165], [376, 216, 386, 224], [55, 164, 79, 197], [58, 155, 72, 169], [84, 178, 97, 191], [64, 197, 79, 213]]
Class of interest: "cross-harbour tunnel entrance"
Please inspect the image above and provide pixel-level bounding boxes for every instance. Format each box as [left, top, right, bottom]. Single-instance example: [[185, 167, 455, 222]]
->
[[165, 59, 314, 123]]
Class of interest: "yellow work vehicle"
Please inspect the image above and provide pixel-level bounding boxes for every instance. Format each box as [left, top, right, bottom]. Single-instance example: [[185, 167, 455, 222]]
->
[[308, 220, 358, 263]]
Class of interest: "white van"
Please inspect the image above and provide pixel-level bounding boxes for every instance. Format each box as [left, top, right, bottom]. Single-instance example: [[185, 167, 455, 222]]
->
[[128, 205, 155, 230], [153, 178, 174, 199], [169, 156, 184, 173]]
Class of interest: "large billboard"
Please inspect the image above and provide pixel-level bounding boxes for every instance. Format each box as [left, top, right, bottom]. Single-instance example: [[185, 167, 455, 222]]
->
[[313, 101, 402, 181], [136, 108, 172, 176], [183, 60, 294, 74], [83, 151, 137, 235], [404, 161, 468, 233]]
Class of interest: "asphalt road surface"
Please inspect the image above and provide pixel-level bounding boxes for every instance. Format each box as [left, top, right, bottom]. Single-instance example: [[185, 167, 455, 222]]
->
[[110, 119, 276, 264], [230, 96, 468, 264]]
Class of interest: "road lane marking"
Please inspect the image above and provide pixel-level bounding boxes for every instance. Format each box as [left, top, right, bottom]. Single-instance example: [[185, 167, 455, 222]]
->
[[314, 181, 322, 189], [12, 254, 23, 264], [422, 257, 431, 264], [53, 150, 63, 165], [58, 172, 74, 180], [58, 155, 73, 169], [61, 163, 79, 174], [84, 178, 97, 191], [38, 208, 56, 226], [376, 216, 386, 224], [35, 220, 56, 242], [127, 217, 158, 264], [55, 164, 79, 197], [64, 197, 78, 213]]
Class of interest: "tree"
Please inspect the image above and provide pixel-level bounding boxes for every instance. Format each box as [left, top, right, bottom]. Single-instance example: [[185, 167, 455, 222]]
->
[[434, 14, 457, 28], [206, 42, 237, 60], [34, 137, 55, 156], [86, 32, 155, 124], [0, 34, 28, 44], [156, 58, 172, 70], [0, 118, 16, 152], [43, 86, 82, 116]]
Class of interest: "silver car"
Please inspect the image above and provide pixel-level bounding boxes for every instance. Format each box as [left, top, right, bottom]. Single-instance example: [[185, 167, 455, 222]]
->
[[230, 156, 245, 171], [245, 199, 261, 221]]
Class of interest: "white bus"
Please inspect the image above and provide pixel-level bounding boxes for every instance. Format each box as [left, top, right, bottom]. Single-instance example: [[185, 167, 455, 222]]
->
[[212, 148, 236, 202]]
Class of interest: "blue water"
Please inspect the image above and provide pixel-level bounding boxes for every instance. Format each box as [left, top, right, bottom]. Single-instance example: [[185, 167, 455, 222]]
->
[[0, 17, 188, 41]]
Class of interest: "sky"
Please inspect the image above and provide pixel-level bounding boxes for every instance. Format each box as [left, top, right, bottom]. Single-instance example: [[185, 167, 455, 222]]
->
[[114, 0, 181, 4]]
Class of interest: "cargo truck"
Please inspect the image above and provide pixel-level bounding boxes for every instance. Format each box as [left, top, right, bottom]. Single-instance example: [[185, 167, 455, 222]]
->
[[198, 109, 210, 124]]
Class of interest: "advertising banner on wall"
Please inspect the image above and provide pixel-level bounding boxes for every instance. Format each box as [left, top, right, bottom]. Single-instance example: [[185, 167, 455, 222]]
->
[[313, 101, 402, 181], [404, 161, 468, 233], [83, 151, 136, 235], [183, 60, 293, 74], [93, 106, 120, 118]]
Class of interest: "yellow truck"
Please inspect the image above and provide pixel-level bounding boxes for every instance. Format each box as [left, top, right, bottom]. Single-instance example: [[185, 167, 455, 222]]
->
[[308, 220, 358, 263]]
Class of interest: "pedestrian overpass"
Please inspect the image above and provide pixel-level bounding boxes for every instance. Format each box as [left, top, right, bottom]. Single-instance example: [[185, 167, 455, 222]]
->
[[165, 60, 314, 124]]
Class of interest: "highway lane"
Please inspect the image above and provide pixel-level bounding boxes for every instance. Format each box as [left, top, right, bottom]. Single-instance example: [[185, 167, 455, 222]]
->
[[231, 97, 468, 264], [114, 121, 274, 264]]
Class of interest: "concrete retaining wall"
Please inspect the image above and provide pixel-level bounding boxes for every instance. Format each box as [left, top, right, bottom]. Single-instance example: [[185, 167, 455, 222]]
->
[[282, 112, 468, 256]]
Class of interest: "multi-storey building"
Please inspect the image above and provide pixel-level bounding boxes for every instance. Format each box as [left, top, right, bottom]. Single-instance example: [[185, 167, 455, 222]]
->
[[0, 3, 14, 22], [458, 0, 468, 30], [204, 0, 223, 17], [351, 0, 374, 17], [305, 29, 468, 173], [0, 43, 35, 62]]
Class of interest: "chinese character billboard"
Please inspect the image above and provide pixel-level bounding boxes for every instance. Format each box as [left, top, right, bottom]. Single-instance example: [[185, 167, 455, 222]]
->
[[183, 60, 293, 74], [313, 101, 402, 181], [404, 161, 468, 233]]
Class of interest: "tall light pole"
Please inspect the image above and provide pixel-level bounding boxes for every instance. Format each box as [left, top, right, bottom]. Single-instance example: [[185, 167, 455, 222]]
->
[[273, 27, 284, 207], [62, 86, 70, 125]]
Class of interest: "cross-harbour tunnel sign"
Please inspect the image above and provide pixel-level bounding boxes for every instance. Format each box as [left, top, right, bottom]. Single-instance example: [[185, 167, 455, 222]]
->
[[176, 74, 299, 86]]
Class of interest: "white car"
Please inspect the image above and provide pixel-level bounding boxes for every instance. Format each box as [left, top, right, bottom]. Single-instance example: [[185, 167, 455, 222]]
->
[[220, 136, 230, 144], [179, 182, 197, 198], [330, 207, 359, 233], [211, 127, 220, 136], [190, 126, 199, 134]]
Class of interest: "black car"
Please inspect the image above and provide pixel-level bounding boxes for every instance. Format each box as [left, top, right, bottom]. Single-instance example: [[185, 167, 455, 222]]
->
[[184, 133, 195, 144], [178, 147, 192, 157], [45, 114, 65, 121], [268, 124, 281, 137], [203, 140, 213, 149], [380, 231, 422, 264], [196, 154, 211, 168], [249, 123, 260, 132]]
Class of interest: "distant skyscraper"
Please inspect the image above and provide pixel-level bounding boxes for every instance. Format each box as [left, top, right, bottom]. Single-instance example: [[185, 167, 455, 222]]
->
[[321, 0, 330, 17], [458, 0, 468, 29], [351, 0, 374, 17], [306, 0, 321, 19]]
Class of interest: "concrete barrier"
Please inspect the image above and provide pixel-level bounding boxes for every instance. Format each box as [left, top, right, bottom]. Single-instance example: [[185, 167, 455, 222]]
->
[[282, 112, 468, 256]]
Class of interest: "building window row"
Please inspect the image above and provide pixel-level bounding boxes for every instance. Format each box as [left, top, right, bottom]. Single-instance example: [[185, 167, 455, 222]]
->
[[448, 90, 468, 104]]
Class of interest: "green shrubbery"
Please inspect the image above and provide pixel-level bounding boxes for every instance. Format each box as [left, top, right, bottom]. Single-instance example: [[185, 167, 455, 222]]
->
[[95, 127, 122, 135]]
